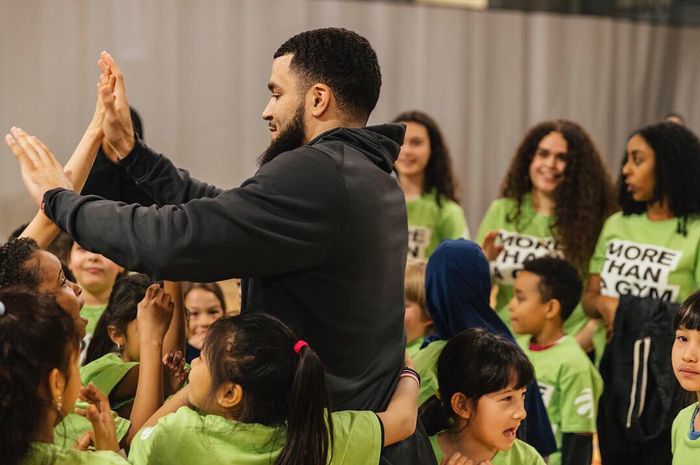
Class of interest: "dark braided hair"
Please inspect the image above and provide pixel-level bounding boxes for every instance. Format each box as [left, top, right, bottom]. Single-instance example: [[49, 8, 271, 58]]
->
[[0, 238, 41, 290]]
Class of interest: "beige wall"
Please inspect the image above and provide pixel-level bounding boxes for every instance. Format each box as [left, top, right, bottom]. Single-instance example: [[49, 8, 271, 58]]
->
[[2, 0, 699, 240]]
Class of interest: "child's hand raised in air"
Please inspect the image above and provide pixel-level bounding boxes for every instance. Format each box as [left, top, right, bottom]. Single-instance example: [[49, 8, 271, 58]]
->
[[163, 350, 190, 391], [74, 383, 120, 452], [137, 284, 174, 342]]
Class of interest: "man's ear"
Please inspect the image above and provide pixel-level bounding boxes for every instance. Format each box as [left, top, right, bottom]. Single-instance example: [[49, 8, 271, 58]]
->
[[217, 381, 244, 410], [307, 83, 332, 118], [450, 392, 473, 421]]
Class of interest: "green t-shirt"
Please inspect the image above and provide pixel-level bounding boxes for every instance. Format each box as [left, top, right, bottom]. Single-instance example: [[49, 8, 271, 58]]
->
[[671, 402, 700, 465], [429, 434, 545, 465], [413, 339, 447, 405], [406, 190, 469, 260], [590, 212, 700, 303], [519, 335, 603, 465], [476, 197, 588, 337], [406, 338, 424, 359], [80, 352, 139, 410], [24, 442, 128, 465], [128, 406, 382, 465], [54, 403, 130, 447], [81, 304, 107, 337]]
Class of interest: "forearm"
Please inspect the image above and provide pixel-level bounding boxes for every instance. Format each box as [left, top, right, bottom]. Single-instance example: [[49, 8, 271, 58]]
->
[[376, 376, 419, 446], [162, 281, 185, 395], [119, 139, 222, 204], [126, 340, 164, 444], [142, 385, 190, 429], [561, 433, 592, 465], [20, 125, 102, 248]]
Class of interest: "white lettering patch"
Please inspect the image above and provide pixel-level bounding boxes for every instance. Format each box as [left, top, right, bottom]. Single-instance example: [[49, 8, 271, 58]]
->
[[574, 388, 595, 419], [492, 230, 561, 285], [407, 226, 432, 260], [600, 240, 681, 302], [538, 381, 555, 408]]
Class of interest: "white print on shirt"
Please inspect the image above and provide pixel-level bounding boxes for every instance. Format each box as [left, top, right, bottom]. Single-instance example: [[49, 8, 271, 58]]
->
[[492, 230, 562, 285], [575, 388, 595, 419], [600, 240, 681, 302], [407, 226, 431, 260], [538, 381, 555, 408]]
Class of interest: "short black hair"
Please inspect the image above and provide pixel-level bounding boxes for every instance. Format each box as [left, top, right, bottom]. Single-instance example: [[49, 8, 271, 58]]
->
[[522, 256, 583, 321], [618, 122, 700, 232], [274, 28, 381, 123], [0, 238, 41, 290]]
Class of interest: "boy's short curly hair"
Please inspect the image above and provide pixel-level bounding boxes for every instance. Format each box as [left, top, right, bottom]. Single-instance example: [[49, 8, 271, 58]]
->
[[522, 256, 583, 321], [274, 28, 381, 123], [0, 238, 41, 290]]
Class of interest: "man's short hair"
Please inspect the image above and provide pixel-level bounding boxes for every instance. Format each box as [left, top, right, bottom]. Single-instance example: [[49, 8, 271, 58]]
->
[[522, 256, 583, 321], [274, 28, 381, 123]]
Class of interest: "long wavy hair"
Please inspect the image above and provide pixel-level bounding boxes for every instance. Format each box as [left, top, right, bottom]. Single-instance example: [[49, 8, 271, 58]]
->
[[501, 120, 616, 269], [393, 111, 459, 207], [618, 122, 700, 235]]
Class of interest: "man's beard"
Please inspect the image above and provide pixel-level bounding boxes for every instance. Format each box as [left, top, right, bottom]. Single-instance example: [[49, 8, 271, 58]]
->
[[258, 104, 306, 167]]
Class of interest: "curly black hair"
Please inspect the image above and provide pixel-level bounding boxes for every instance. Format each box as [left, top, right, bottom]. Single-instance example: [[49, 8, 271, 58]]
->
[[274, 28, 381, 123], [0, 238, 41, 290], [522, 256, 583, 321], [501, 119, 616, 270], [618, 122, 700, 235], [392, 110, 459, 207]]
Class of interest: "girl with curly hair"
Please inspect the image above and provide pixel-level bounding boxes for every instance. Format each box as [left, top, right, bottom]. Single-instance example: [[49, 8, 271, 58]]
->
[[476, 120, 616, 351], [393, 111, 469, 260], [584, 122, 700, 331]]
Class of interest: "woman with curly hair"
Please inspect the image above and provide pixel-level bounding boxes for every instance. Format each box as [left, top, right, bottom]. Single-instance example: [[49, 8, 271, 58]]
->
[[476, 120, 616, 349], [393, 111, 469, 260], [584, 122, 700, 331]]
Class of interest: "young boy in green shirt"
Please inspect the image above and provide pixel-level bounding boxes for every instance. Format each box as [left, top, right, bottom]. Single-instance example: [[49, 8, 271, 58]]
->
[[508, 257, 603, 465]]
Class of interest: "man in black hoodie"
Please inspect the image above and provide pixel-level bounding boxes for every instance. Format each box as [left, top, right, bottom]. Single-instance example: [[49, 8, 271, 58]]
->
[[9, 28, 435, 463]]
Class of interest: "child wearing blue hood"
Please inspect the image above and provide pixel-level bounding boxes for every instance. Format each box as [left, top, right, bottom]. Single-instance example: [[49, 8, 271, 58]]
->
[[414, 239, 556, 459]]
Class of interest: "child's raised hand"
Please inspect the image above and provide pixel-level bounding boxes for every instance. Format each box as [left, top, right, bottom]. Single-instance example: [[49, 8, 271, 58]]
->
[[480, 230, 503, 262], [163, 350, 190, 391], [137, 284, 174, 341], [75, 383, 120, 452]]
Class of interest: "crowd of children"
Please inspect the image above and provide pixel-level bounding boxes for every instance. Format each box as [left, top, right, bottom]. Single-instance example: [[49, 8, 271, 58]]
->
[[2, 27, 700, 465]]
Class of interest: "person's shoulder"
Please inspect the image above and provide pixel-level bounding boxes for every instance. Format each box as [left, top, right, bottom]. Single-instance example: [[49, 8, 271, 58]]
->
[[488, 197, 519, 214], [673, 403, 697, 431], [414, 340, 447, 368], [137, 406, 203, 440], [554, 336, 598, 373], [28, 443, 128, 465], [495, 439, 546, 465]]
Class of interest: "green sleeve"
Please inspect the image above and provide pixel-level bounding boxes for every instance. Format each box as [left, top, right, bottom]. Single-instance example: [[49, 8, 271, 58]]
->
[[128, 423, 160, 465], [557, 363, 602, 434], [413, 342, 444, 405], [694, 238, 700, 291], [330, 411, 382, 465], [437, 201, 469, 241], [80, 354, 138, 409], [589, 215, 616, 275], [476, 199, 506, 244]]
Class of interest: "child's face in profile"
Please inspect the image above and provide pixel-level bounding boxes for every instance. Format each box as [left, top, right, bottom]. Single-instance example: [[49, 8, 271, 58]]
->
[[672, 326, 700, 394], [465, 383, 527, 453], [508, 271, 549, 336], [187, 348, 214, 411], [403, 299, 432, 343]]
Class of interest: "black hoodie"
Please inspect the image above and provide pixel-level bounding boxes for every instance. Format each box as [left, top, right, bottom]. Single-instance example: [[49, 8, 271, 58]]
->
[[44, 124, 409, 412]]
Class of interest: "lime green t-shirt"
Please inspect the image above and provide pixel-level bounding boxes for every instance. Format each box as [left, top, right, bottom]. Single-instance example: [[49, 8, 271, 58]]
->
[[590, 212, 700, 303], [81, 304, 107, 337], [429, 434, 545, 465], [476, 197, 588, 337], [54, 403, 130, 447], [80, 352, 138, 410], [519, 335, 603, 465], [24, 442, 128, 465], [128, 406, 382, 465], [413, 339, 447, 405], [406, 338, 424, 359], [671, 402, 700, 465], [406, 190, 469, 260]]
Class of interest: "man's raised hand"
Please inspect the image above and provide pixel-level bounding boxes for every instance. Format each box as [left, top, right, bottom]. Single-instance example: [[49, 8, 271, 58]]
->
[[5, 128, 73, 208], [98, 51, 135, 161]]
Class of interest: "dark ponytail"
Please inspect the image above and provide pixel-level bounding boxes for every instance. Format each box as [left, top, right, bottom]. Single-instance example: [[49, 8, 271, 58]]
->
[[205, 314, 332, 465], [0, 287, 80, 465], [277, 345, 333, 465], [84, 274, 151, 364]]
